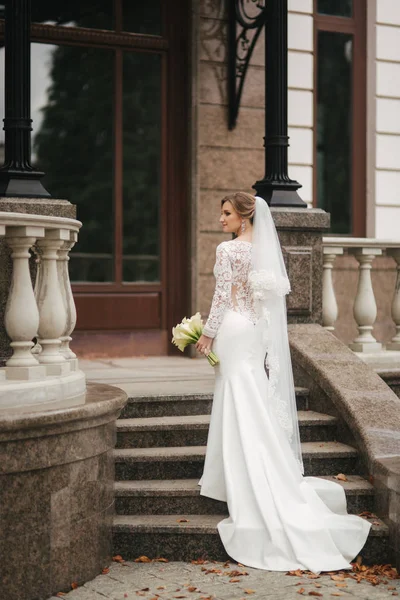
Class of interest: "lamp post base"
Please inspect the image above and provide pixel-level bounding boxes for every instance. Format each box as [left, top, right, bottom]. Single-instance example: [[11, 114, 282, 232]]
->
[[253, 181, 307, 208], [0, 172, 51, 199]]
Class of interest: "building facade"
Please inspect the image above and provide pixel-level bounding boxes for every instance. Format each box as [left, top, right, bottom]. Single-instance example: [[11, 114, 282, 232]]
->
[[0, 0, 398, 355]]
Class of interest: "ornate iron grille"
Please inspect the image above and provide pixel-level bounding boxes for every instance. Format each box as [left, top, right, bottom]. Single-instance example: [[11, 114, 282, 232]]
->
[[228, 0, 266, 129]]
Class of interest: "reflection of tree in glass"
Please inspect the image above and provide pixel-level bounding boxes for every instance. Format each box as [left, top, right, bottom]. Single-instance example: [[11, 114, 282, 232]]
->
[[31, 0, 113, 30], [33, 45, 114, 282], [317, 32, 352, 234], [317, 0, 352, 18], [122, 52, 161, 282]]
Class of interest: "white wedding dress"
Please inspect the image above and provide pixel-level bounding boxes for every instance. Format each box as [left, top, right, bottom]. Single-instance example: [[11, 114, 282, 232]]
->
[[199, 239, 371, 573]]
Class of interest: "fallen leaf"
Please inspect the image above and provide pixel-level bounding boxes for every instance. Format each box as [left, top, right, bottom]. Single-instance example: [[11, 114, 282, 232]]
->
[[157, 586, 166, 590], [244, 590, 256, 595], [335, 583, 347, 588], [330, 575, 345, 582], [297, 589, 305, 595], [288, 569, 304, 577], [392, 593, 399, 596], [334, 473, 348, 481], [308, 593, 323, 597], [135, 556, 152, 563], [230, 578, 241, 583], [314, 584, 322, 588], [140, 588, 150, 592], [177, 518, 189, 523], [113, 555, 125, 563], [389, 587, 397, 591], [307, 574, 321, 579], [102, 568, 110, 574], [174, 596, 187, 599], [330, 595, 343, 597], [187, 587, 197, 592], [71, 582, 78, 590], [358, 511, 377, 519], [192, 559, 208, 564]]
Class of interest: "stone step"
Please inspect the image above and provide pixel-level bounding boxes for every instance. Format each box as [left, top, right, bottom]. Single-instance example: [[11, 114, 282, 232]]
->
[[112, 514, 389, 565], [114, 475, 374, 516], [120, 387, 310, 419], [114, 441, 360, 480], [116, 411, 338, 448]]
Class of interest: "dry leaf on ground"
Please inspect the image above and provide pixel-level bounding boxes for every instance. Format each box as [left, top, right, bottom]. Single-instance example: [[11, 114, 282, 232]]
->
[[230, 577, 241, 583], [177, 518, 189, 523], [244, 589, 256, 594], [113, 555, 125, 563], [101, 568, 110, 574], [135, 556, 152, 563], [297, 588, 305, 595], [334, 473, 348, 481], [71, 582, 78, 590], [308, 592, 323, 597], [288, 569, 304, 577]]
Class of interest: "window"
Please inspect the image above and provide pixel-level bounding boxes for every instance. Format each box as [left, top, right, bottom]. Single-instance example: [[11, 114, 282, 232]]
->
[[0, 0, 189, 339], [314, 0, 366, 235]]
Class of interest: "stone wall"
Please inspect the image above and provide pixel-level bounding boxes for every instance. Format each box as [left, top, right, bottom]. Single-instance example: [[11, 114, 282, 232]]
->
[[194, 0, 315, 319]]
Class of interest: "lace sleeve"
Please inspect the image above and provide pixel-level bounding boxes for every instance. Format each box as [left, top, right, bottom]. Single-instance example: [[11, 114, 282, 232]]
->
[[203, 244, 232, 338]]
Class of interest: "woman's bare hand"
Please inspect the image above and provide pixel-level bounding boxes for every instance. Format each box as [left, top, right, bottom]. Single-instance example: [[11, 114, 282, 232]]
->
[[196, 334, 213, 357]]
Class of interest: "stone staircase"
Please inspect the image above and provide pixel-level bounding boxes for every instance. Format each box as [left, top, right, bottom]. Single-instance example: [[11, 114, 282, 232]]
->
[[112, 388, 389, 563]]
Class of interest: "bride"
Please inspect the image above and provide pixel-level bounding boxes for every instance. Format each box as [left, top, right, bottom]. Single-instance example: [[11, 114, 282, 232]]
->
[[195, 191, 370, 573]]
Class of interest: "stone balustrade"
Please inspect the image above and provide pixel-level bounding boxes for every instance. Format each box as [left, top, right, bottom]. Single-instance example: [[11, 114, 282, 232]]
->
[[322, 237, 400, 356], [0, 211, 85, 411]]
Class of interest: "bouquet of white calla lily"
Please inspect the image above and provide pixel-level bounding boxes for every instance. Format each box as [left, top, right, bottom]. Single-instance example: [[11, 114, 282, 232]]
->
[[171, 312, 220, 367]]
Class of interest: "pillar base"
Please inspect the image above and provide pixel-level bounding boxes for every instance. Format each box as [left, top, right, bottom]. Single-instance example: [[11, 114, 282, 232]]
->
[[350, 341, 383, 353], [45, 362, 71, 376], [5, 364, 47, 380]]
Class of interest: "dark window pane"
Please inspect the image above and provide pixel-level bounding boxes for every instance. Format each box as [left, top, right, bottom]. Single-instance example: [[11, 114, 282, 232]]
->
[[122, 0, 162, 36], [32, 1, 114, 30], [317, 32, 353, 234], [31, 43, 115, 282], [123, 52, 161, 282], [317, 0, 352, 17]]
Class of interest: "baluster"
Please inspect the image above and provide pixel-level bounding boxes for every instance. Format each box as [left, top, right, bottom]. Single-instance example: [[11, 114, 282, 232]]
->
[[4, 225, 46, 380], [387, 249, 400, 351], [57, 231, 78, 369], [322, 246, 343, 331], [31, 243, 43, 356], [348, 247, 382, 352], [36, 229, 70, 375]]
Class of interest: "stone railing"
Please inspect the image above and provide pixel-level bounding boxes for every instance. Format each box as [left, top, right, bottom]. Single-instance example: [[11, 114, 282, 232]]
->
[[0, 211, 85, 411], [322, 237, 400, 354]]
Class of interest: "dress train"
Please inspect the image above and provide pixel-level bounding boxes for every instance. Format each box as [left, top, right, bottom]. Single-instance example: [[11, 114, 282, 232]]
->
[[199, 310, 371, 573]]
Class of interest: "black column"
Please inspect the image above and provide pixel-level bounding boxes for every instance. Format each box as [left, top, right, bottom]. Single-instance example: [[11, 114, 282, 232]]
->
[[0, 0, 50, 198], [253, 0, 306, 208]]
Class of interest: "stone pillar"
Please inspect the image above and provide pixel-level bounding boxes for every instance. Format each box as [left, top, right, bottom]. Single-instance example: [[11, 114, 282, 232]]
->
[[272, 208, 331, 324]]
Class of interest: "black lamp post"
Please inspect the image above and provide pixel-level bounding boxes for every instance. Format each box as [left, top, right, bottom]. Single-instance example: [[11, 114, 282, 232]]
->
[[252, 0, 306, 207], [0, 0, 50, 198]]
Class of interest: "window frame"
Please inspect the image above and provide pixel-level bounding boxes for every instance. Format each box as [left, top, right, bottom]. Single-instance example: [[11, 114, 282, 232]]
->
[[0, 0, 190, 337], [313, 0, 367, 236]]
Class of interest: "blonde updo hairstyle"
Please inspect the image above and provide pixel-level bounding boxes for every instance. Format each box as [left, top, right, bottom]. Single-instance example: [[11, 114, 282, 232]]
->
[[221, 192, 256, 235]]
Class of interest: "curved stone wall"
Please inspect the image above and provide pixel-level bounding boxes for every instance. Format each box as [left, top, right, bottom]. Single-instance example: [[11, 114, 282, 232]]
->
[[0, 382, 127, 600]]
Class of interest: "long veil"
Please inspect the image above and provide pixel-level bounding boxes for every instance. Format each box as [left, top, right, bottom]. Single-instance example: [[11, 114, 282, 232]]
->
[[250, 196, 304, 474]]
